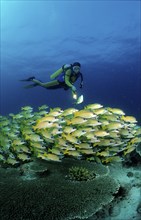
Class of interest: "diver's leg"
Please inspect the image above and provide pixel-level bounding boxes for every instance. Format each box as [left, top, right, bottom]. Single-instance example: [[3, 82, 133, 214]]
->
[[32, 79, 60, 88], [20, 76, 35, 82]]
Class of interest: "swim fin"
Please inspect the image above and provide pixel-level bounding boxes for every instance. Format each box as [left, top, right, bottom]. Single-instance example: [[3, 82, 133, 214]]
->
[[20, 76, 35, 82], [24, 83, 38, 89]]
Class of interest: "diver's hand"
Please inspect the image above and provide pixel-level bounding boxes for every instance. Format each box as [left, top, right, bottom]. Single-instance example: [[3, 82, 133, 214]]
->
[[71, 85, 76, 92], [72, 92, 77, 100]]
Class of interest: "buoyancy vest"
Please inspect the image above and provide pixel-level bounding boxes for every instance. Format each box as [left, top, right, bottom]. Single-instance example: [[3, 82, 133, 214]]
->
[[57, 64, 83, 85]]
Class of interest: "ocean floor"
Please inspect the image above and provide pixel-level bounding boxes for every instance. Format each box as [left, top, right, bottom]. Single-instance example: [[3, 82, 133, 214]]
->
[[0, 158, 141, 220], [89, 163, 141, 220]]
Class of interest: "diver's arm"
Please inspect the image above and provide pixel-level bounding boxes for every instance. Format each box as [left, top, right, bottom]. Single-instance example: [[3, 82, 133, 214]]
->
[[65, 69, 77, 99], [64, 69, 74, 88], [80, 73, 84, 88]]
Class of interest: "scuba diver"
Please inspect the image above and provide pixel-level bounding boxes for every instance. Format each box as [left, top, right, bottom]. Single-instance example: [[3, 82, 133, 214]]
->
[[20, 62, 83, 100]]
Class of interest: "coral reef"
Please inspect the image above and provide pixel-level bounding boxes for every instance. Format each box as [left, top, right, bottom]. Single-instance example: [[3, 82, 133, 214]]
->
[[68, 166, 97, 181], [0, 159, 120, 220]]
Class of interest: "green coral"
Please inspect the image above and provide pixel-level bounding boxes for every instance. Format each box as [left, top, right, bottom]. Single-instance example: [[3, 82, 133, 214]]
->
[[68, 166, 96, 181]]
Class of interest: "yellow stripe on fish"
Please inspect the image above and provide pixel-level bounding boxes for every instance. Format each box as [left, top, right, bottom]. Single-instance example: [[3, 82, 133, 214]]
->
[[74, 110, 96, 118], [85, 103, 103, 110], [37, 115, 58, 123], [62, 134, 80, 144], [25, 134, 43, 142], [37, 152, 61, 162], [6, 157, 19, 165], [92, 108, 108, 115], [79, 149, 95, 155], [101, 156, 123, 163], [67, 117, 87, 125], [83, 119, 101, 127], [39, 130, 54, 140], [64, 150, 82, 158], [107, 108, 125, 115], [130, 137, 141, 144], [17, 153, 31, 161], [121, 116, 137, 123], [75, 143, 92, 149], [71, 129, 86, 137], [60, 108, 78, 117], [104, 122, 124, 131], [93, 130, 109, 137], [124, 145, 136, 156], [33, 121, 54, 130], [30, 141, 46, 149], [63, 126, 76, 134], [96, 151, 111, 157]]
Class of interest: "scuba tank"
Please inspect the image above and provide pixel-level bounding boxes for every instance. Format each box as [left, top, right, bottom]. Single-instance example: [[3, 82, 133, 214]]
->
[[50, 68, 63, 80], [50, 64, 72, 80]]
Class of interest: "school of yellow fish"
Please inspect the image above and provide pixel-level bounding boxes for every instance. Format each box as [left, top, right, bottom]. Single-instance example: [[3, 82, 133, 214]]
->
[[0, 103, 141, 166]]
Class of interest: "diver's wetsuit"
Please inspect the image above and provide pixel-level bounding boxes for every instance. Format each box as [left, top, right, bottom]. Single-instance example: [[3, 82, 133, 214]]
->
[[54, 65, 83, 90], [21, 64, 83, 90]]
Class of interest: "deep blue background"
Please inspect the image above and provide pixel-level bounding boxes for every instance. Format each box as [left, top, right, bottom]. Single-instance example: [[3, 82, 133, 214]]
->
[[1, 1, 141, 124]]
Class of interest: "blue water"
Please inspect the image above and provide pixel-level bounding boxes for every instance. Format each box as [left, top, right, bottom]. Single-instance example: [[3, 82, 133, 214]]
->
[[1, 1, 141, 124]]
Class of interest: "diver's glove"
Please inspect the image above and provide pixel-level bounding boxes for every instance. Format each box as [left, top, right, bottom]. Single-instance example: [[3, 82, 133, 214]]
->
[[80, 82, 83, 88]]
